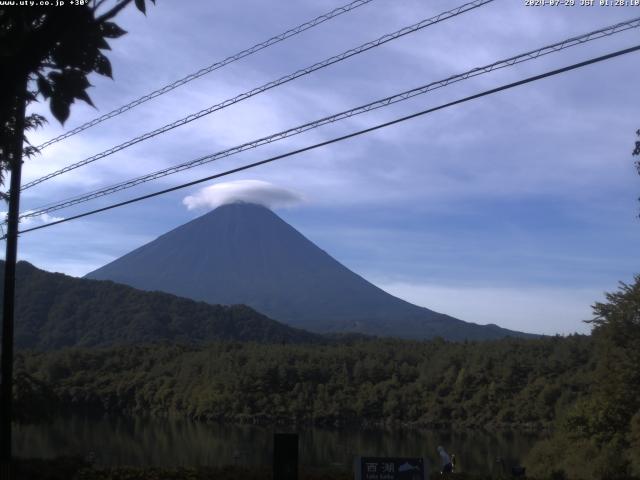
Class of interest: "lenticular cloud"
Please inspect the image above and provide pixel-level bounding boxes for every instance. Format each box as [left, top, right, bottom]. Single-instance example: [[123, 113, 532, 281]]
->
[[182, 180, 303, 211]]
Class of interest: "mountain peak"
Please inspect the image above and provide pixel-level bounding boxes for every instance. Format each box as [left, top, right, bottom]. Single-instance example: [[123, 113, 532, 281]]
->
[[86, 208, 532, 340], [212, 201, 271, 211]]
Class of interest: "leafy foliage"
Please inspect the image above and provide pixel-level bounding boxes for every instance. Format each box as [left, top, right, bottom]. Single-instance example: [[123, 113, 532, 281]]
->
[[1, 0, 153, 121], [526, 276, 640, 479], [12, 370, 60, 423], [0, 0, 154, 188], [16, 335, 593, 430]]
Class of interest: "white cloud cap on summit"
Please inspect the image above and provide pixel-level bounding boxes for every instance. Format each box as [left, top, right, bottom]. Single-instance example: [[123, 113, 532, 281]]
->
[[182, 180, 304, 211]]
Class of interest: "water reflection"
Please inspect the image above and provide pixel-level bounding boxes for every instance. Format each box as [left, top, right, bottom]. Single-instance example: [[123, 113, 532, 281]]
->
[[14, 415, 541, 475]]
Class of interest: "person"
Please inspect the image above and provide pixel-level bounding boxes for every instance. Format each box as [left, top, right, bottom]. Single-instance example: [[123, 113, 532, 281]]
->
[[437, 446, 453, 474]]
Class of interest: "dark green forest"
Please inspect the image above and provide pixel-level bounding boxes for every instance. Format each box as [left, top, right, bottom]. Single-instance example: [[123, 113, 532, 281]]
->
[[13, 274, 640, 479], [525, 276, 640, 480], [5, 261, 639, 479], [16, 336, 592, 429]]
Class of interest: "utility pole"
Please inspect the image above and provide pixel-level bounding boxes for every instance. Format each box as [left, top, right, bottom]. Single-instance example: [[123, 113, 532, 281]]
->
[[0, 76, 28, 479]]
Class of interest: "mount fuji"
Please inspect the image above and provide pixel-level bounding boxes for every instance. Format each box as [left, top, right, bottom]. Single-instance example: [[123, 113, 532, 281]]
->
[[86, 203, 531, 340]]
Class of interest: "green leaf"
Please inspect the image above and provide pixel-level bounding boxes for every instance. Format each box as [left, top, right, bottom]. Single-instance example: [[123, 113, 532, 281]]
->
[[101, 21, 127, 39], [96, 36, 111, 51], [50, 69, 92, 107], [94, 52, 112, 78], [134, 0, 146, 14], [76, 90, 95, 108], [24, 114, 47, 131], [23, 145, 40, 159], [50, 96, 70, 125]]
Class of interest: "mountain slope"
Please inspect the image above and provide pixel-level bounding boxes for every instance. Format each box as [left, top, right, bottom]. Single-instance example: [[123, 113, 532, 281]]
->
[[1, 260, 321, 350], [86, 203, 532, 340]]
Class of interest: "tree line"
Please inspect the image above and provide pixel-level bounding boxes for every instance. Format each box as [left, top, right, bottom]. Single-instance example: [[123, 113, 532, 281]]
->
[[13, 274, 640, 479], [16, 335, 592, 430]]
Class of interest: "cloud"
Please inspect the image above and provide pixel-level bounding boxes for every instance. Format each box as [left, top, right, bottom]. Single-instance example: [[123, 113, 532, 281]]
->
[[0, 211, 64, 239], [23, 212, 65, 226], [17, 212, 64, 227], [182, 180, 304, 211]]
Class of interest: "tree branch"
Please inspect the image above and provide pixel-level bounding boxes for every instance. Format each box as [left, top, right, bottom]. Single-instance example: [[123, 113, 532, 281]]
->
[[96, 0, 135, 22], [92, 0, 109, 13]]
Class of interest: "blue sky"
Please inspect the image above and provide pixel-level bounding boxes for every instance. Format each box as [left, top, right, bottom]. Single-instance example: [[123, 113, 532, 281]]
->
[[7, 0, 640, 335]]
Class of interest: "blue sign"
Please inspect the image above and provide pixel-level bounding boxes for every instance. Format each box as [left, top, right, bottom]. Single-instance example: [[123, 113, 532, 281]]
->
[[354, 456, 429, 480]]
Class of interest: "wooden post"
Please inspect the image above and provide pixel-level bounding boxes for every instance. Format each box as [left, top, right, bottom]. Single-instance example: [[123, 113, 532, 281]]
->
[[273, 433, 298, 480], [0, 76, 27, 479]]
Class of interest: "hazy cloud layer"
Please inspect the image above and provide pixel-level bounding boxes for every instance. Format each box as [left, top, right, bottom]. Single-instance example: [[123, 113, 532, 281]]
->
[[182, 180, 304, 211], [375, 281, 599, 335]]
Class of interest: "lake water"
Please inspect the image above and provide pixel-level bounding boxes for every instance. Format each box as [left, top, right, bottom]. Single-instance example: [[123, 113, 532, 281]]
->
[[14, 415, 542, 475]]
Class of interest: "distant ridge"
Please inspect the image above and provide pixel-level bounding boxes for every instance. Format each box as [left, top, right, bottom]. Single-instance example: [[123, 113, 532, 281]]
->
[[1, 260, 321, 350], [86, 203, 534, 340]]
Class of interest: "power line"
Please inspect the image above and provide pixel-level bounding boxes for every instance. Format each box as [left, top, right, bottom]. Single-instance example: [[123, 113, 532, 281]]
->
[[21, 16, 640, 220], [22, 0, 494, 191], [35, 0, 376, 151], [13, 44, 640, 238]]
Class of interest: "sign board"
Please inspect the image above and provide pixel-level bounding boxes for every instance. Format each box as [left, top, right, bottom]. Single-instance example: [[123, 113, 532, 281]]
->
[[354, 456, 429, 480]]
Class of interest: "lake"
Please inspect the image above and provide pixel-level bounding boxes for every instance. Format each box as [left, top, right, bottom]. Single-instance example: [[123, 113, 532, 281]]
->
[[14, 415, 543, 475]]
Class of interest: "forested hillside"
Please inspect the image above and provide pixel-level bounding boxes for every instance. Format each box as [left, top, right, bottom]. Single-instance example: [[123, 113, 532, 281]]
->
[[1, 261, 322, 349], [13, 276, 640, 479], [526, 276, 640, 480], [9, 264, 640, 479], [17, 335, 593, 429]]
